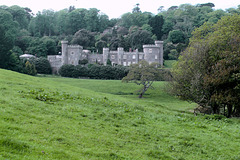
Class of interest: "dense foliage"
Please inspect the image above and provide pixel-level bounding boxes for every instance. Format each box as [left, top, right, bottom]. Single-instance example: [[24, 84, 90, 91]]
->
[[59, 64, 129, 80], [170, 14, 240, 117], [32, 57, 52, 74]]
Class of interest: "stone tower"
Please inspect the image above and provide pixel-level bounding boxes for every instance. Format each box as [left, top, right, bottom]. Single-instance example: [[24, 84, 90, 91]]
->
[[155, 41, 163, 66], [103, 48, 109, 65], [143, 41, 163, 66], [117, 47, 124, 65], [61, 41, 68, 65]]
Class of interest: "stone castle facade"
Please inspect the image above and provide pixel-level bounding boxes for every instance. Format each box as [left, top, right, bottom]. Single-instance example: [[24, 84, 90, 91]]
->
[[48, 41, 163, 73]]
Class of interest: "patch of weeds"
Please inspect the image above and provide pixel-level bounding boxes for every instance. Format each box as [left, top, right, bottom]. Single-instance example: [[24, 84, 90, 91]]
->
[[109, 152, 125, 159], [0, 138, 30, 152], [19, 88, 78, 103], [114, 91, 134, 95], [147, 150, 173, 159], [204, 114, 227, 120]]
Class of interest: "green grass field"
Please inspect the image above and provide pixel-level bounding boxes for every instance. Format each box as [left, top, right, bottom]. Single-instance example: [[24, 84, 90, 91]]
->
[[1, 69, 240, 160]]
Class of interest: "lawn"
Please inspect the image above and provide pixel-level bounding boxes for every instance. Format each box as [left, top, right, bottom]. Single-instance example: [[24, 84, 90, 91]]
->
[[0, 69, 240, 160]]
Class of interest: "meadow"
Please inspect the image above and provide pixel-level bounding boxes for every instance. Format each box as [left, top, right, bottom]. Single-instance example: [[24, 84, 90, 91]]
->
[[0, 69, 240, 160]]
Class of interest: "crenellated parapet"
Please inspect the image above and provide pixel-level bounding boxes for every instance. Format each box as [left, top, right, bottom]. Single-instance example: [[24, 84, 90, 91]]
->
[[67, 45, 83, 49]]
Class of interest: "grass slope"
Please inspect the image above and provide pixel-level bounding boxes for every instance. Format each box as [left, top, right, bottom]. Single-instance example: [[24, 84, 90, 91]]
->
[[0, 69, 240, 160]]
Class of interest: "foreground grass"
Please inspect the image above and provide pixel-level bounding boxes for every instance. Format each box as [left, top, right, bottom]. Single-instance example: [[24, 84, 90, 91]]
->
[[0, 69, 240, 160]]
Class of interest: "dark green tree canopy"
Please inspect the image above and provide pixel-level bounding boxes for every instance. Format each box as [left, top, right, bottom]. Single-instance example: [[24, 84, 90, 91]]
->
[[170, 14, 240, 117]]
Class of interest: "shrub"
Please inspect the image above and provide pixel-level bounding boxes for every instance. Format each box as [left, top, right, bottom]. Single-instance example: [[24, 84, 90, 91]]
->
[[59, 64, 76, 78], [24, 61, 37, 76], [88, 64, 101, 79], [33, 57, 52, 74], [75, 65, 89, 77]]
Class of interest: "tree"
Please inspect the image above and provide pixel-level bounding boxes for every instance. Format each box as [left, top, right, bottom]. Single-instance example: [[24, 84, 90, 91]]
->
[[6, 5, 31, 29], [168, 30, 185, 44], [170, 14, 240, 117], [0, 9, 18, 69], [24, 60, 37, 76], [132, 3, 141, 13], [148, 15, 164, 40], [128, 29, 154, 51], [71, 29, 96, 49], [27, 37, 57, 57], [122, 60, 160, 98]]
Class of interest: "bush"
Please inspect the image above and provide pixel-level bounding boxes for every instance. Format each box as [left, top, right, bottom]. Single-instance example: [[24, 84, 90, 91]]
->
[[88, 64, 101, 79], [59, 63, 129, 80], [24, 61, 37, 76], [33, 57, 52, 74], [75, 65, 89, 77], [59, 64, 76, 78]]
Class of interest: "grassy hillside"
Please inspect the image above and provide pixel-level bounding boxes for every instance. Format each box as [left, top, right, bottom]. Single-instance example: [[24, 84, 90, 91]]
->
[[0, 69, 240, 160]]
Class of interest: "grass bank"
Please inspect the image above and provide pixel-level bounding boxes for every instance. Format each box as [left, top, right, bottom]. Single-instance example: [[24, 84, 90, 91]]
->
[[0, 69, 239, 159]]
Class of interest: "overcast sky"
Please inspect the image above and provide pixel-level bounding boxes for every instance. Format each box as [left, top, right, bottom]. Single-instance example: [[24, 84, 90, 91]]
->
[[1, 0, 239, 18]]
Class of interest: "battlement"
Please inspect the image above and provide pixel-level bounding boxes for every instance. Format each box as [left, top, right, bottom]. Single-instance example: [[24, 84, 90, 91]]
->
[[155, 41, 163, 44], [117, 47, 124, 51], [143, 45, 160, 48], [61, 41, 68, 44], [103, 48, 109, 51], [67, 45, 83, 49]]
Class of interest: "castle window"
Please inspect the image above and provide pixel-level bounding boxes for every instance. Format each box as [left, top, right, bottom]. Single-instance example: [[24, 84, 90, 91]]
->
[[155, 55, 158, 60], [139, 55, 143, 59], [123, 62, 127, 66], [132, 55, 136, 59], [149, 49, 152, 53], [111, 55, 115, 59], [132, 62, 136, 64], [123, 55, 127, 59], [71, 51, 74, 55]]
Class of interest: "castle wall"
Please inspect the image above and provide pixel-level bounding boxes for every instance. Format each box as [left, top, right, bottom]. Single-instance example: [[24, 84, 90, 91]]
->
[[88, 54, 103, 64], [48, 55, 62, 74], [48, 40, 164, 74]]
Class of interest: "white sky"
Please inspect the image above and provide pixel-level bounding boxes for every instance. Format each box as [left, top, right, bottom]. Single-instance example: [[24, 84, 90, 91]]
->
[[0, 0, 239, 18]]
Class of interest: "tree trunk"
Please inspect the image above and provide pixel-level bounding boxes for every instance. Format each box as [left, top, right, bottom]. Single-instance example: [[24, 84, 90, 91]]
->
[[139, 85, 147, 98], [227, 105, 233, 118]]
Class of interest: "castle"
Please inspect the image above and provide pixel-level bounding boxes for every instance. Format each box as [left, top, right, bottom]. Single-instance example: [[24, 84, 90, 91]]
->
[[48, 41, 163, 73]]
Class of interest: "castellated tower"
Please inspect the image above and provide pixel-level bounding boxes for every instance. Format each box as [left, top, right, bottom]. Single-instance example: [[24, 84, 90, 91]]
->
[[61, 41, 83, 66], [155, 41, 163, 66], [143, 41, 163, 66], [61, 41, 68, 65], [117, 47, 124, 65], [103, 48, 109, 65]]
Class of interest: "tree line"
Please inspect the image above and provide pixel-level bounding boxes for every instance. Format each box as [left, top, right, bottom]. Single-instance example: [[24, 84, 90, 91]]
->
[[1, 3, 240, 71]]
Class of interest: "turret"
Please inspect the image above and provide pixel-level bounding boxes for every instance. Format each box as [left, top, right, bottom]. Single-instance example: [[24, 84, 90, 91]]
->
[[117, 47, 124, 65], [155, 41, 163, 66], [103, 48, 109, 65], [61, 41, 68, 65], [143, 41, 163, 66]]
